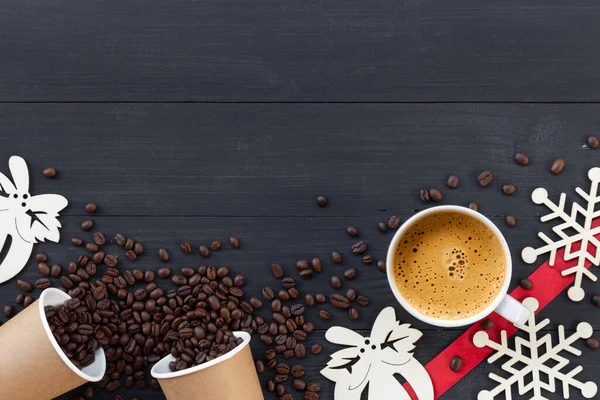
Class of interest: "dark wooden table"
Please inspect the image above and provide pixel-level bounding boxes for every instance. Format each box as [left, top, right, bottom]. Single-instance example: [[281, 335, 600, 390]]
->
[[1, 1, 599, 399]]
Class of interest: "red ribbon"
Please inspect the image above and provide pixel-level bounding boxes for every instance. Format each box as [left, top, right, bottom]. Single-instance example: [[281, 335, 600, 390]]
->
[[403, 219, 598, 399]]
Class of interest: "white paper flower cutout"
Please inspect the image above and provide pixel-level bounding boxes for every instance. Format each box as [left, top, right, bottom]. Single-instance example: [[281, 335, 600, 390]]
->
[[0, 156, 68, 283], [321, 307, 433, 400]]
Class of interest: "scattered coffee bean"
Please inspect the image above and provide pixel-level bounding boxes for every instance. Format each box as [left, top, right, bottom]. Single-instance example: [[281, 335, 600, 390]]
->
[[550, 158, 566, 175], [229, 236, 240, 248], [133, 242, 144, 255], [330, 276, 342, 289], [376, 260, 386, 273], [330, 294, 350, 309], [419, 188, 430, 202], [311, 258, 322, 273], [506, 215, 516, 227], [477, 170, 493, 187], [305, 294, 315, 306], [293, 379, 307, 391], [16, 280, 33, 292], [296, 259, 309, 271], [502, 183, 516, 195], [85, 202, 97, 213], [158, 248, 170, 262], [319, 310, 330, 320], [515, 152, 529, 166], [104, 255, 118, 268], [304, 392, 319, 400], [387, 216, 400, 229], [331, 251, 342, 264], [349, 307, 359, 320], [450, 356, 463, 372], [316, 195, 328, 208], [446, 174, 460, 189], [468, 202, 478, 211], [356, 295, 369, 306], [282, 277, 296, 289], [43, 167, 57, 178], [36, 252, 48, 263], [199, 245, 211, 258], [85, 242, 99, 253], [38, 262, 51, 276], [586, 337, 599, 350], [311, 344, 322, 355], [81, 219, 93, 231], [346, 226, 359, 237], [351, 240, 368, 254], [377, 221, 387, 232], [157, 267, 171, 279], [519, 278, 533, 290], [588, 136, 600, 149], [481, 319, 494, 330], [362, 254, 373, 264], [124, 238, 134, 250], [306, 382, 321, 392], [114, 233, 126, 246], [300, 269, 313, 278], [345, 288, 357, 302], [291, 365, 305, 378], [315, 293, 326, 304], [592, 294, 600, 307], [343, 268, 357, 280], [429, 188, 443, 202], [4, 305, 14, 318], [50, 264, 62, 277], [35, 278, 51, 289], [180, 241, 192, 254], [255, 360, 265, 374], [211, 240, 222, 251]]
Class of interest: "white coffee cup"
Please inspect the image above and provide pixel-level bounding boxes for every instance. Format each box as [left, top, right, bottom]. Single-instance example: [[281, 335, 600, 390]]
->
[[386, 205, 530, 328]]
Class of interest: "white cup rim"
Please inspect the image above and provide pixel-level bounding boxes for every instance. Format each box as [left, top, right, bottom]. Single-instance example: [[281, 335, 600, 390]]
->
[[150, 331, 251, 379], [39, 288, 106, 382], [386, 205, 512, 328]]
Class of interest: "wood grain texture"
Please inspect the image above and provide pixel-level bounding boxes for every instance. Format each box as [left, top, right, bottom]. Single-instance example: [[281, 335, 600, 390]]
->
[[1, 0, 600, 101]]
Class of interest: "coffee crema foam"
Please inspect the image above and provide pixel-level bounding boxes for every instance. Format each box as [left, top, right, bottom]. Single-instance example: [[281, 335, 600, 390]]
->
[[392, 211, 506, 320]]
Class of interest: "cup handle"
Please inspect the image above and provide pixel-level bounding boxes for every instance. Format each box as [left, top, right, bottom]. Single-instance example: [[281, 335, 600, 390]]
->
[[493, 295, 530, 326]]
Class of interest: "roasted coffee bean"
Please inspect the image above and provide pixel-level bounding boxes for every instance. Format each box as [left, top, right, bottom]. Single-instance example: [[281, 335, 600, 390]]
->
[[86, 242, 99, 253], [291, 304, 305, 316], [180, 241, 193, 254], [296, 259, 309, 271], [376, 260, 386, 273], [124, 238, 135, 250], [299, 269, 313, 278], [346, 288, 357, 302], [282, 277, 296, 289], [293, 379, 307, 391], [84, 202, 97, 213], [319, 310, 330, 320], [311, 344, 322, 355], [477, 170, 493, 187], [81, 219, 93, 231], [92, 251, 105, 265], [450, 356, 463, 372], [351, 240, 368, 254], [502, 183, 516, 195], [302, 322, 315, 333], [468, 202, 479, 211], [330, 294, 350, 309], [271, 263, 284, 278], [22, 297, 33, 308], [211, 240, 222, 251], [275, 363, 290, 375], [255, 360, 265, 374], [388, 216, 400, 229], [278, 290, 290, 301], [4, 305, 14, 318], [481, 319, 494, 330], [266, 380, 276, 392], [104, 255, 118, 268], [311, 258, 322, 273], [519, 278, 533, 290], [229, 236, 240, 248], [592, 294, 600, 307], [114, 233, 126, 246], [343, 268, 357, 280], [330, 275, 342, 289], [157, 267, 171, 279], [272, 299, 283, 312], [15, 294, 24, 305], [260, 335, 273, 345], [419, 188, 430, 202], [304, 392, 319, 400], [38, 262, 51, 276], [315, 293, 326, 304], [429, 188, 443, 202], [306, 382, 321, 392], [291, 365, 305, 378], [550, 158, 566, 174], [506, 215, 516, 227], [294, 343, 306, 358], [35, 278, 51, 289], [588, 136, 600, 149], [362, 254, 373, 264], [446, 174, 460, 189], [331, 251, 342, 264], [134, 241, 144, 256], [515, 152, 529, 166], [377, 221, 388, 233], [43, 167, 57, 178], [36, 252, 48, 263], [316, 195, 328, 208], [346, 226, 359, 237], [586, 337, 600, 350], [262, 287, 275, 301], [349, 307, 359, 320], [158, 248, 170, 262], [199, 245, 211, 258], [17, 280, 33, 292], [305, 294, 315, 306], [91, 232, 105, 247]]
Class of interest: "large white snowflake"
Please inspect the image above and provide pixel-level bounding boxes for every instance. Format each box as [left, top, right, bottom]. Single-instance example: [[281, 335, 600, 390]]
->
[[473, 297, 597, 400], [521, 167, 600, 301]]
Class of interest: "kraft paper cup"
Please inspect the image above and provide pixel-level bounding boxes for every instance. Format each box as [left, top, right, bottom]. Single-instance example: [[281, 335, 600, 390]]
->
[[151, 331, 263, 400], [0, 288, 106, 400]]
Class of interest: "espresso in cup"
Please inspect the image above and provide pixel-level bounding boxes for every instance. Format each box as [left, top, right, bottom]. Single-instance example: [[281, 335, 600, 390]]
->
[[391, 211, 506, 320]]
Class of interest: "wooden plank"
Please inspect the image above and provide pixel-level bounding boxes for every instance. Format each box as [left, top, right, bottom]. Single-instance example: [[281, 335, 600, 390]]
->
[[0, 103, 599, 218], [1, 0, 600, 101]]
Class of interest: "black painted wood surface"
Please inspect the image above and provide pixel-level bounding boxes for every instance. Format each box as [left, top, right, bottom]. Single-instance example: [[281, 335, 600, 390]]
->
[[1, 1, 599, 400]]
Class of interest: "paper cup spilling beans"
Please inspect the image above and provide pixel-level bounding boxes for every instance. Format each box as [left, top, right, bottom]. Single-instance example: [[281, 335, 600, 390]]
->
[[0, 288, 106, 400], [151, 331, 263, 400]]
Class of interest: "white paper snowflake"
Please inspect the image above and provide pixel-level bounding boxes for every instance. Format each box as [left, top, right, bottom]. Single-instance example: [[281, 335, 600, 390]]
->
[[473, 297, 597, 400], [521, 167, 600, 301]]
